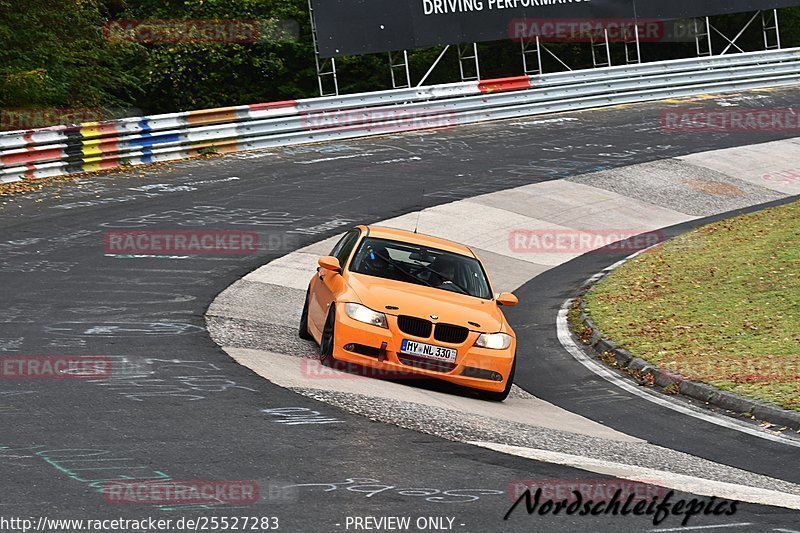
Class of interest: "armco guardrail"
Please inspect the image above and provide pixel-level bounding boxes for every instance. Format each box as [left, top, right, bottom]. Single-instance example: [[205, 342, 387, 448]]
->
[[2, 47, 800, 183]]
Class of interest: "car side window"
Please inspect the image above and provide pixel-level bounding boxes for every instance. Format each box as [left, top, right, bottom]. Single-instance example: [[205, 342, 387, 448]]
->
[[330, 229, 360, 267]]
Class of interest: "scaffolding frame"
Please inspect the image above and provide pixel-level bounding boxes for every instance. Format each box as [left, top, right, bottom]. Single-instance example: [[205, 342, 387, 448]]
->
[[388, 50, 411, 89], [413, 43, 482, 87], [457, 43, 481, 82], [694, 17, 713, 56], [590, 28, 612, 68], [623, 23, 642, 64], [308, 4, 784, 94], [308, 0, 339, 96], [762, 9, 782, 50], [695, 9, 781, 57], [521, 36, 543, 76]]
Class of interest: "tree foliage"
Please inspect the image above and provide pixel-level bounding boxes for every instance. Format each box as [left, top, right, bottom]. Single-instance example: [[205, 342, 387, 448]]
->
[[116, 0, 317, 112], [0, 0, 140, 108], [2, 1, 799, 121]]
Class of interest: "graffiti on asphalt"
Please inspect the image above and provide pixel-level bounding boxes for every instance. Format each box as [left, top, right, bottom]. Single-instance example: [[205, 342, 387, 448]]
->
[[283, 478, 503, 504]]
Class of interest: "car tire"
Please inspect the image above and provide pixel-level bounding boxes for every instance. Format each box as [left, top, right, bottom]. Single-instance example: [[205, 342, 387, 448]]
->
[[478, 355, 516, 402], [319, 306, 337, 367], [298, 288, 313, 340]]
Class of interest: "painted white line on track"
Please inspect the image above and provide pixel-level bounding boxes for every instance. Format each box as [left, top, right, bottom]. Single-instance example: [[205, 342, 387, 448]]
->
[[556, 302, 800, 449], [104, 254, 190, 259], [294, 153, 374, 164], [373, 156, 422, 164], [649, 523, 753, 532], [101, 268, 217, 274], [511, 117, 580, 126], [469, 442, 800, 510], [773, 528, 800, 533]]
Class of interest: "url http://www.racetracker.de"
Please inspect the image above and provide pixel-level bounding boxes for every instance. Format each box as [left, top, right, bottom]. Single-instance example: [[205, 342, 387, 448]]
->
[[0, 515, 281, 532]]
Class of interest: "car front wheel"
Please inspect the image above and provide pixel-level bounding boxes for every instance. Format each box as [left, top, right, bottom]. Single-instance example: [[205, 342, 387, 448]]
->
[[298, 288, 313, 340], [319, 306, 337, 367]]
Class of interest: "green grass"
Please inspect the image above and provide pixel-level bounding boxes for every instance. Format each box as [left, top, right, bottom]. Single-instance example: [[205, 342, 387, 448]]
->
[[585, 200, 800, 412]]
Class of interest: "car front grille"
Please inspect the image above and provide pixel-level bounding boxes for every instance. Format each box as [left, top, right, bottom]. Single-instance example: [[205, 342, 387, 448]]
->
[[397, 315, 433, 338], [434, 323, 469, 344], [397, 315, 470, 344]]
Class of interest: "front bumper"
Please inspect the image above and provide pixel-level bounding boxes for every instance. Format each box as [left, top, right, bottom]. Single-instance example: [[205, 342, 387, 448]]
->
[[331, 308, 515, 393]]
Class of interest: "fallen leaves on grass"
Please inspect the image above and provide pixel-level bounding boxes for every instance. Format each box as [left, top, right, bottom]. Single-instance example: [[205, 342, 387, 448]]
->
[[585, 199, 800, 412]]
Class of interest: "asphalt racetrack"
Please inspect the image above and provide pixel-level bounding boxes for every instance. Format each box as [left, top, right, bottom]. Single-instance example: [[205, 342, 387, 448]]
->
[[1, 87, 799, 532]]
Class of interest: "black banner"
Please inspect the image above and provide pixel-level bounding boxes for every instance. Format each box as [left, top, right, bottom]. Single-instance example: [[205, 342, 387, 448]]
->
[[311, 0, 800, 57]]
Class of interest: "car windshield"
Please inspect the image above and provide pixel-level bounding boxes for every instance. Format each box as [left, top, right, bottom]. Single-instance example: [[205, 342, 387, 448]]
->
[[349, 237, 492, 299]]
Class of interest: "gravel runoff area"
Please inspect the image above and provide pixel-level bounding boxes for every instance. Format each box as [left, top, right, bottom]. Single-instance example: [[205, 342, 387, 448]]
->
[[567, 159, 786, 216]]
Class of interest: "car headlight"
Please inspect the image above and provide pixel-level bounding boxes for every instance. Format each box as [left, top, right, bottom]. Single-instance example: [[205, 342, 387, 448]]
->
[[474, 332, 512, 350], [344, 303, 388, 329]]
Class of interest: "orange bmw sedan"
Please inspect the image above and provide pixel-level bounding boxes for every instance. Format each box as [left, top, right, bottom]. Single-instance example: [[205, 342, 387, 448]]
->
[[299, 225, 519, 401]]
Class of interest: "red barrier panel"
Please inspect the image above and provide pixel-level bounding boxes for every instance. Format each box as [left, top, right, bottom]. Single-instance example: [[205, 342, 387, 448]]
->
[[478, 76, 534, 94]]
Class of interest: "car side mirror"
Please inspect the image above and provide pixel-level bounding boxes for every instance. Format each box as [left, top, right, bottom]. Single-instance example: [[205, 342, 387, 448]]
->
[[318, 256, 342, 274], [496, 292, 518, 307]]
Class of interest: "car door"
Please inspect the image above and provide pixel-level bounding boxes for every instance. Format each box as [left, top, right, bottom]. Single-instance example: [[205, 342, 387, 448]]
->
[[309, 229, 361, 335]]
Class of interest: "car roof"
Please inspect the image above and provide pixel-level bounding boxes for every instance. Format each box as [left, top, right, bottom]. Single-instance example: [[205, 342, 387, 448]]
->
[[359, 225, 475, 257]]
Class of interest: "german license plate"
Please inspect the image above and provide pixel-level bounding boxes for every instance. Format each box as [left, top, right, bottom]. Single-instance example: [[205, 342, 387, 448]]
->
[[400, 339, 457, 363]]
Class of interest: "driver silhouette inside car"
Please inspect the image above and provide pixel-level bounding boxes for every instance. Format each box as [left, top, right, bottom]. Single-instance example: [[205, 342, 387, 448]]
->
[[362, 244, 395, 278], [428, 257, 458, 290]]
